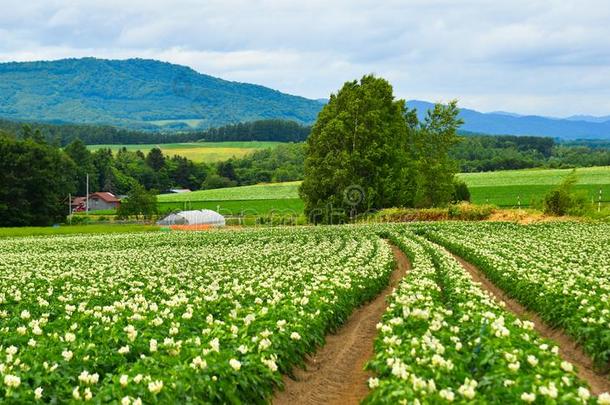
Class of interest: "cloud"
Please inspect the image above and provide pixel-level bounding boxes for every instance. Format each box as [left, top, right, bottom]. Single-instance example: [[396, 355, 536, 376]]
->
[[1, 0, 610, 116]]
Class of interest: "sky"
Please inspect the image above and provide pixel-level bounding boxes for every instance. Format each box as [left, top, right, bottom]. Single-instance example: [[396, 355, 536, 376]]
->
[[1, 0, 610, 117]]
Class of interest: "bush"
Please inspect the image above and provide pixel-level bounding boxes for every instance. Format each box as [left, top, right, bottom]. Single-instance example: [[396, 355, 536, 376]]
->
[[543, 170, 587, 216], [201, 174, 237, 190], [452, 179, 471, 202], [373, 207, 449, 222], [371, 203, 495, 223], [117, 185, 158, 220], [448, 202, 496, 220]]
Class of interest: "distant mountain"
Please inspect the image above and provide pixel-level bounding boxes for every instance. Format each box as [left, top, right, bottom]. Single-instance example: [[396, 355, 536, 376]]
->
[[565, 115, 610, 123], [488, 111, 524, 118], [1, 58, 609, 140], [407, 100, 610, 140], [0, 58, 322, 130]]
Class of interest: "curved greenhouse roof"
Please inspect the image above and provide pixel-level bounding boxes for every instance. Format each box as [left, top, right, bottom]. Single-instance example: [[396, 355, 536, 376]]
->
[[157, 209, 225, 227]]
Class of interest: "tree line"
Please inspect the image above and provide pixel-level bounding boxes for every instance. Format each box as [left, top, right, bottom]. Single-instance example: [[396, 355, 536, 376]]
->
[[0, 119, 312, 146], [216, 133, 610, 189], [0, 129, 208, 226]]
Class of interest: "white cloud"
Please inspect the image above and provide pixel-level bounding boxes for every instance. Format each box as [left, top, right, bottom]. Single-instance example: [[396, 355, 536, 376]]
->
[[1, 0, 610, 115]]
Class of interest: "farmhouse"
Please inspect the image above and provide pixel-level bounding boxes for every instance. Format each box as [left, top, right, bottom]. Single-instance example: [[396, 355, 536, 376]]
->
[[71, 192, 121, 212]]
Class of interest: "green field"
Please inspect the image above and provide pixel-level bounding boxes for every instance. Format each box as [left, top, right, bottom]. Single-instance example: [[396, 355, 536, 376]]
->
[[156, 166, 609, 212], [158, 198, 303, 216], [87, 142, 282, 162], [158, 181, 300, 202], [458, 166, 610, 207], [157, 182, 303, 215]]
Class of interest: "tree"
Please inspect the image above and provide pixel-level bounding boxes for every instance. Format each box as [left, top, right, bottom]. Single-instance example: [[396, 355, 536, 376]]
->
[[217, 161, 237, 181], [201, 174, 236, 190], [452, 179, 471, 202], [543, 170, 587, 216], [146, 147, 166, 171], [414, 101, 464, 207], [0, 132, 77, 226], [116, 185, 158, 220], [64, 138, 99, 194], [299, 75, 412, 223]]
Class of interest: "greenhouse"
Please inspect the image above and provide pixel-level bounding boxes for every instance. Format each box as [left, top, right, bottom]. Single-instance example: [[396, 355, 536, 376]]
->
[[157, 209, 226, 227]]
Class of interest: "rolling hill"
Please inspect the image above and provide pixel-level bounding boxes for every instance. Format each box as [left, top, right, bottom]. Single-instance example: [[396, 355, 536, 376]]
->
[[1, 57, 610, 140], [408, 100, 610, 140], [0, 58, 322, 130]]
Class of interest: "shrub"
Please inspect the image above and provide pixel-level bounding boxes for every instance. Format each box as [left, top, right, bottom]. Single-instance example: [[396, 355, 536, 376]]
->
[[452, 179, 471, 202], [448, 202, 496, 220], [543, 170, 587, 216]]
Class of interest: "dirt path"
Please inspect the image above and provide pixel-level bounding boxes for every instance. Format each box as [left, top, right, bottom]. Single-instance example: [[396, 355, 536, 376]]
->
[[273, 244, 410, 405], [451, 253, 610, 395]]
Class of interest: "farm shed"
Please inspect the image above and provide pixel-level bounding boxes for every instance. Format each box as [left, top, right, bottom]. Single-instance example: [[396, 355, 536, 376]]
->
[[71, 192, 121, 212], [157, 209, 225, 227]]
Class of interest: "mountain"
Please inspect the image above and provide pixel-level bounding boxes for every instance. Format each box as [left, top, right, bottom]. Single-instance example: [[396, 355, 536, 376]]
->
[[1, 58, 609, 139], [407, 100, 610, 140], [565, 115, 610, 123], [0, 58, 322, 130]]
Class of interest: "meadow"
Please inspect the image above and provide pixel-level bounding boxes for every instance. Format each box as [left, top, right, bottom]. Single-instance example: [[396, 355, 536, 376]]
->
[[1, 223, 608, 403], [156, 166, 610, 213], [459, 166, 610, 207], [157, 182, 302, 215], [87, 142, 282, 162]]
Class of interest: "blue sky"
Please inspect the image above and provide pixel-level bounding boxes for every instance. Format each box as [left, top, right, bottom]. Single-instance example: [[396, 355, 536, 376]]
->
[[1, 0, 610, 117]]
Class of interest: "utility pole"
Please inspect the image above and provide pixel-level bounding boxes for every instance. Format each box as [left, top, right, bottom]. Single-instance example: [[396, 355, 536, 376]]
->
[[86, 173, 89, 215], [68, 193, 72, 224]]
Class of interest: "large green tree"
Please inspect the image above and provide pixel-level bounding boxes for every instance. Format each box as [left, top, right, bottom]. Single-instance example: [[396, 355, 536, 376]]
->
[[414, 101, 463, 207], [0, 132, 77, 226], [299, 75, 413, 223]]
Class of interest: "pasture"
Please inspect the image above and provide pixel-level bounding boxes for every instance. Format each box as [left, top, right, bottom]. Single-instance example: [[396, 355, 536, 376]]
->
[[157, 166, 610, 212], [87, 142, 282, 162]]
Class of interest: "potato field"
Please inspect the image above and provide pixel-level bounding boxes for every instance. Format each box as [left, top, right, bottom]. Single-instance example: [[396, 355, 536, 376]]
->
[[0, 223, 609, 403]]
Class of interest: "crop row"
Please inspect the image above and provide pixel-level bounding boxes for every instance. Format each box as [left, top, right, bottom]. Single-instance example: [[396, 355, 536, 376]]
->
[[423, 222, 610, 369], [0, 227, 394, 403], [366, 228, 604, 403]]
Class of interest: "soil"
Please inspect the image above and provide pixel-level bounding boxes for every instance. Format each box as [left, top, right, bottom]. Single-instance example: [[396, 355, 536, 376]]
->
[[452, 254, 610, 395], [273, 244, 410, 405]]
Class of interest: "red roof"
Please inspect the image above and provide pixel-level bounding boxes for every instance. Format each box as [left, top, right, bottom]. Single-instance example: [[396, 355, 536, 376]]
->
[[71, 192, 120, 206], [90, 192, 120, 203]]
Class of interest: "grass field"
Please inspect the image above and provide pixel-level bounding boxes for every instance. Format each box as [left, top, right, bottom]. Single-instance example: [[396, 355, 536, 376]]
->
[[157, 182, 303, 215], [158, 181, 300, 202], [158, 198, 304, 216], [156, 166, 609, 212], [87, 142, 282, 162], [458, 166, 610, 207]]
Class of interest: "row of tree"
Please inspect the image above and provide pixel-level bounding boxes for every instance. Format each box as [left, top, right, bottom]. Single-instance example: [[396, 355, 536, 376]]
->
[[452, 135, 610, 172], [0, 119, 312, 146], [0, 129, 218, 226]]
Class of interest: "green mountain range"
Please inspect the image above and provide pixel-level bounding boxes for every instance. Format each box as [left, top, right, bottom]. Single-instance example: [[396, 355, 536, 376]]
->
[[0, 58, 322, 130], [2, 57, 610, 139]]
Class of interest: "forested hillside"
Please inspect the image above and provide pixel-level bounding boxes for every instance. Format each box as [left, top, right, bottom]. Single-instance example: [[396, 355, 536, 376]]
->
[[0, 58, 322, 129]]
